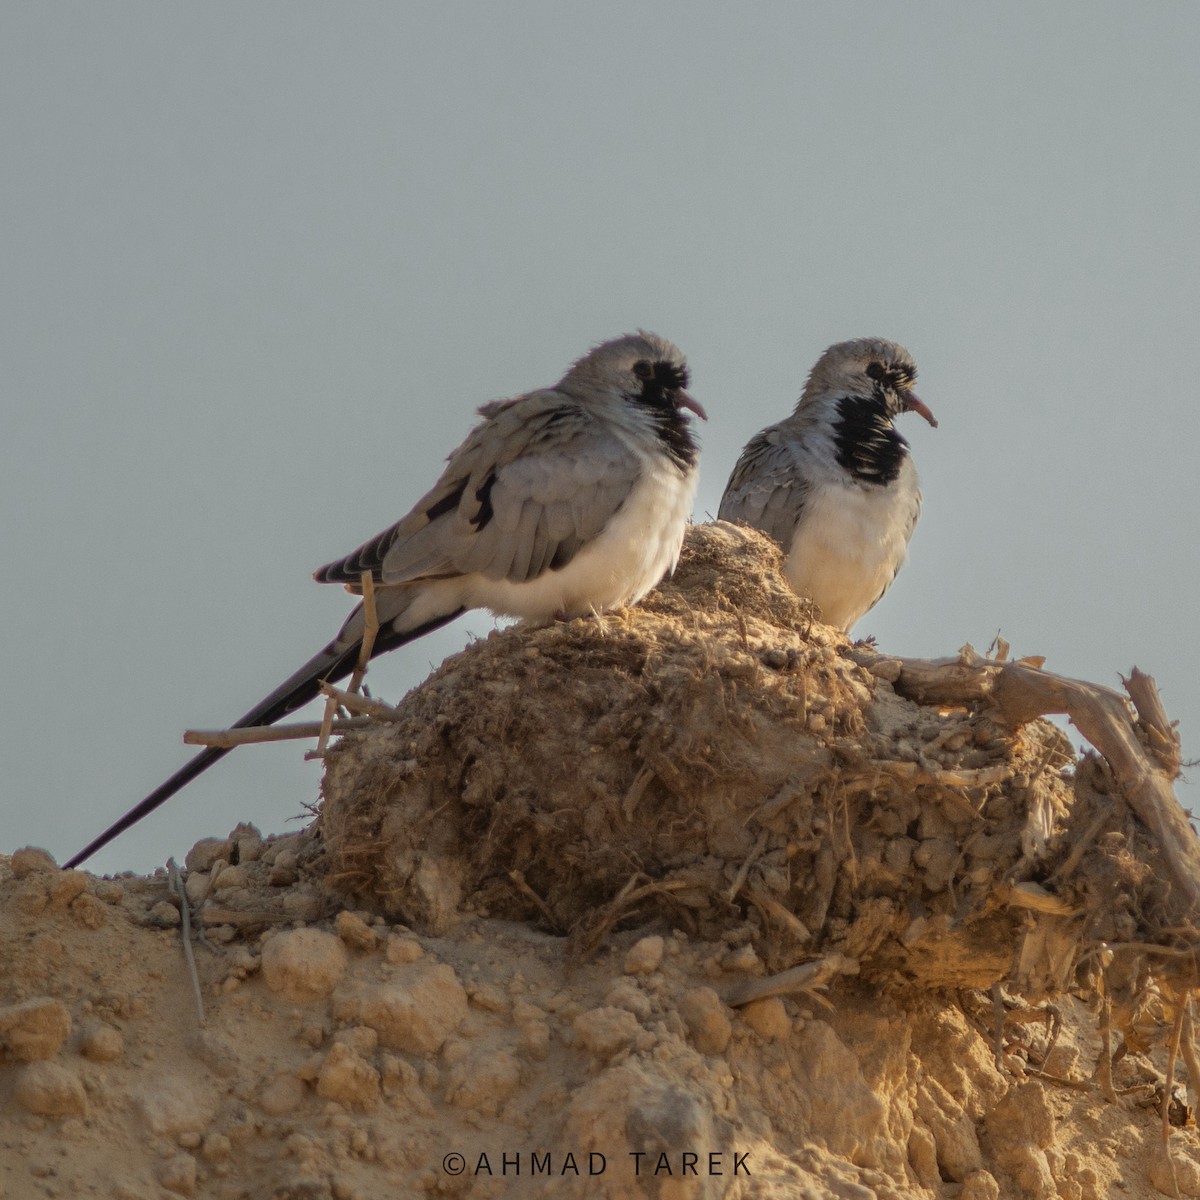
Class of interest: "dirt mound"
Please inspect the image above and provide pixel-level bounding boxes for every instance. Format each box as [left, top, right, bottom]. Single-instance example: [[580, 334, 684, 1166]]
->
[[3, 522, 1200, 1199], [321, 524, 1188, 999]]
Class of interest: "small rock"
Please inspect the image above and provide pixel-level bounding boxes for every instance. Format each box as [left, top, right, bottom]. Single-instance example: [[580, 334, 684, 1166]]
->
[[518, 1020, 550, 1061], [677, 987, 732, 1055], [573, 1006, 640, 1060], [147, 900, 182, 927], [262, 929, 348, 1001], [49, 870, 88, 908], [156, 1152, 197, 1196], [134, 1080, 220, 1136], [14, 1061, 88, 1116], [336, 910, 379, 952], [335, 1026, 379, 1056], [79, 1021, 124, 1062], [960, 1170, 1001, 1200], [908, 1125, 940, 1188], [604, 978, 652, 1020], [184, 873, 211, 907], [333, 963, 467, 1056], [11, 846, 57, 877], [201, 1133, 232, 1162], [317, 1042, 381, 1109], [468, 983, 509, 1014], [0, 997, 72, 1061], [211, 864, 250, 893], [93, 880, 125, 904], [741, 997, 791, 1040], [623, 935, 665, 975], [260, 1072, 305, 1116], [185, 838, 232, 873], [281, 891, 323, 921], [722, 944, 761, 973], [447, 1051, 520, 1116], [231, 823, 264, 862], [269, 849, 300, 886], [71, 892, 108, 928], [385, 934, 424, 964]]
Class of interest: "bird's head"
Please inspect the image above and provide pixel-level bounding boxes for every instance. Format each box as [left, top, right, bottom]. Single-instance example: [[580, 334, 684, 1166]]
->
[[802, 338, 936, 428], [562, 332, 707, 422]]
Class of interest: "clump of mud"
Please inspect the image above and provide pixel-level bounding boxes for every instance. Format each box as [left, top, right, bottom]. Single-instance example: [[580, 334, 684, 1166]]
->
[[320, 523, 1189, 1000]]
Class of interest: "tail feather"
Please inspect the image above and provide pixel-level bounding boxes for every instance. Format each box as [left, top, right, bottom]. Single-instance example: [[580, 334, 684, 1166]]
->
[[63, 605, 466, 869]]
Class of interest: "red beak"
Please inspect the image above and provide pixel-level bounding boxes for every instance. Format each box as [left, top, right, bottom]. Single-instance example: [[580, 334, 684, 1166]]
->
[[902, 389, 937, 428]]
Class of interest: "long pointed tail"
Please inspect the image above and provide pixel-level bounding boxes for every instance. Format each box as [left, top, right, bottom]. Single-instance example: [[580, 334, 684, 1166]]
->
[[63, 603, 465, 869]]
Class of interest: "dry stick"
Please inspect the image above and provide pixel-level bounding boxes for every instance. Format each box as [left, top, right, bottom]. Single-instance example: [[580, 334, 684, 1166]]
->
[[1163, 998, 1187, 1198], [167, 858, 205, 1027], [845, 646, 1200, 915], [725, 828, 770, 903], [1125, 667, 1183, 775], [579, 875, 692, 955], [348, 571, 379, 696], [186, 717, 375, 748], [1096, 983, 1119, 1104], [990, 983, 1007, 1071], [724, 953, 859, 1008], [317, 682, 402, 720], [1182, 1000, 1200, 1116], [508, 870, 563, 932], [314, 571, 381, 760], [1049, 801, 1118, 884], [746, 885, 813, 944]]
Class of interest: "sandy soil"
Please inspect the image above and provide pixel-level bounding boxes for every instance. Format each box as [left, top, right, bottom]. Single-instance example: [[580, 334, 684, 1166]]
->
[[4, 524, 1198, 1199]]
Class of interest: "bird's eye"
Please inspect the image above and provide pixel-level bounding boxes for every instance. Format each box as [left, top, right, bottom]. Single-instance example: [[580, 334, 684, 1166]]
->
[[865, 362, 886, 382], [632, 360, 653, 381]]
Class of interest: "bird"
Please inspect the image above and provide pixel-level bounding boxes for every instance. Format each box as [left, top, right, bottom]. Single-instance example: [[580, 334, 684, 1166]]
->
[[718, 337, 935, 632], [65, 332, 706, 869]]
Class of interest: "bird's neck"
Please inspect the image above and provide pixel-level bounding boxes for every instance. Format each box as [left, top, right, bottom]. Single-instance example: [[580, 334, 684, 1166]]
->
[[830, 394, 909, 486], [625, 393, 699, 472]]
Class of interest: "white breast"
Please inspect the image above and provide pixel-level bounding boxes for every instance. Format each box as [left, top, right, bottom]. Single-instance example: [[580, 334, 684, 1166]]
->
[[463, 459, 697, 622], [783, 466, 919, 631]]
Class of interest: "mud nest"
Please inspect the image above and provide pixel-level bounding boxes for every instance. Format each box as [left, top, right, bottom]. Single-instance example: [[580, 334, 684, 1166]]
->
[[318, 523, 1198, 1002]]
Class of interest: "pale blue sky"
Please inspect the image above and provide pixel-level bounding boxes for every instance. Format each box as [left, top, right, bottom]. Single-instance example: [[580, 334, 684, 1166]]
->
[[3, 3, 1197, 873]]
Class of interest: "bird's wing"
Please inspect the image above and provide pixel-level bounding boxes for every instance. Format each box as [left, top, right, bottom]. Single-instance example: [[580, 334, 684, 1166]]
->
[[315, 391, 644, 587], [717, 429, 809, 549]]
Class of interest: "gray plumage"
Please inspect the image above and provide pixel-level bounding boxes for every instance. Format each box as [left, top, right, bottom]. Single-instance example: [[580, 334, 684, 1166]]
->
[[66, 331, 705, 868], [719, 337, 935, 631]]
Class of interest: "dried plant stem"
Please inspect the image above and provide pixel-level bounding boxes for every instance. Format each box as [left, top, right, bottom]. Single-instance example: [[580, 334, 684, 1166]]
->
[[318, 682, 401, 720], [185, 717, 374, 748], [1163, 998, 1187, 1197], [724, 954, 859, 1008], [847, 646, 1200, 913], [167, 858, 205, 1027]]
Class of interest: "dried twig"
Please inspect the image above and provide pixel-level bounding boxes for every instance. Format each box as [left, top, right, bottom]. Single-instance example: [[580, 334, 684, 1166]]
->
[[846, 646, 1200, 913], [746, 886, 812, 944], [318, 682, 402, 720], [1125, 667, 1182, 776], [1183, 1000, 1200, 1116], [723, 953, 859, 1008], [1096, 985, 1118, 1103], [167, 858, 205, 1027], [315, 572, 381, 759], [998, 881, 1081, 917], [347, 571, 379, 696], [185, 717, 374, 748], [725, 828, 769, 903], [508, 870, 563, 932], [1163, 998, 1187, 1197]]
